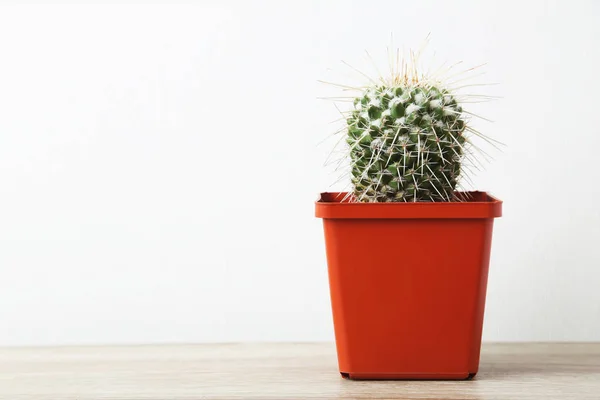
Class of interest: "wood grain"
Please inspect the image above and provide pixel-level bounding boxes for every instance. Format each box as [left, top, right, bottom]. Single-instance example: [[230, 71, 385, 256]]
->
[[0, 343, 599, 399]]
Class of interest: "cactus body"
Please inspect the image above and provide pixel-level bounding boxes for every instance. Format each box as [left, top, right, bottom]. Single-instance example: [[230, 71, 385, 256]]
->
[[347, 84, 466, 202]]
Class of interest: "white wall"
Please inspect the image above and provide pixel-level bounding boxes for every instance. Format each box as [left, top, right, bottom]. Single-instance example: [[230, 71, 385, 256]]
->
[[0, 0, 598, 346]]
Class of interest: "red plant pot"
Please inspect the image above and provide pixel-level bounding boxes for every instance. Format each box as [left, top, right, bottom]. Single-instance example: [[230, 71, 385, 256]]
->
[[315, 191, 502, 380]]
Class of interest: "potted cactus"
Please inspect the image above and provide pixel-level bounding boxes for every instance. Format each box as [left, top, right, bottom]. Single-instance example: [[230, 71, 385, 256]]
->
[[316, 47, 502, 380]]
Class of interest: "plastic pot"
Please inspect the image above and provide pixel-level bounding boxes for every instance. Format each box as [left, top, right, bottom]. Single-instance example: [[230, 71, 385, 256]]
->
[[315, 191, 502, 380]]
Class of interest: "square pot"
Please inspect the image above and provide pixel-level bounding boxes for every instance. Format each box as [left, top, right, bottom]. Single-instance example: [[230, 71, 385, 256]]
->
[[315, 192, 502, 380]]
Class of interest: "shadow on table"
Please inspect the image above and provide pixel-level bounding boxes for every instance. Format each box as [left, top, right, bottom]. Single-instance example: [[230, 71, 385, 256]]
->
[[479, 351, 600, 379]]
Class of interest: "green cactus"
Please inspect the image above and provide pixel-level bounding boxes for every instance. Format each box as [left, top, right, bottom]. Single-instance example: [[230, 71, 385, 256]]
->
[[346, 83, 467, 202]]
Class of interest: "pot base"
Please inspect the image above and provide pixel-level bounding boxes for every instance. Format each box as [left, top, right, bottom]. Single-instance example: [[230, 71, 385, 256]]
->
[[341, 371, 477, 380]]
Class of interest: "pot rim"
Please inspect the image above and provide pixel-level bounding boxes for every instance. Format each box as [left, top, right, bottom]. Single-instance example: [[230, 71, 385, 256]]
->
[[315, 191, 502, 219]]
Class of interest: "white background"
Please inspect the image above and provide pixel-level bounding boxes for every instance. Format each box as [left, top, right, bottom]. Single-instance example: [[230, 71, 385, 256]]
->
[[1, 1, 599, 346]]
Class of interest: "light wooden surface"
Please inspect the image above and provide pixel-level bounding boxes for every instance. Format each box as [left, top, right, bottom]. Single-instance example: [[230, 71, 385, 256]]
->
[[1, 343, 599, 399]]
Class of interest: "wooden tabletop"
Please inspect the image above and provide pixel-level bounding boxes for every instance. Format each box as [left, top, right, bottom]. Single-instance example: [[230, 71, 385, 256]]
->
[[1, 343, 599, 399]]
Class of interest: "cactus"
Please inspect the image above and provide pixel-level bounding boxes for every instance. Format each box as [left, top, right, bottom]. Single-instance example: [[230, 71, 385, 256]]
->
[[321, 40, 499, 203], [346, 83, 467, 202]]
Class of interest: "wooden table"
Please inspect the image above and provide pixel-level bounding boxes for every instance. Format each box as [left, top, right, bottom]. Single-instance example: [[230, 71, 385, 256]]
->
[[1, 343, 599, 399]]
